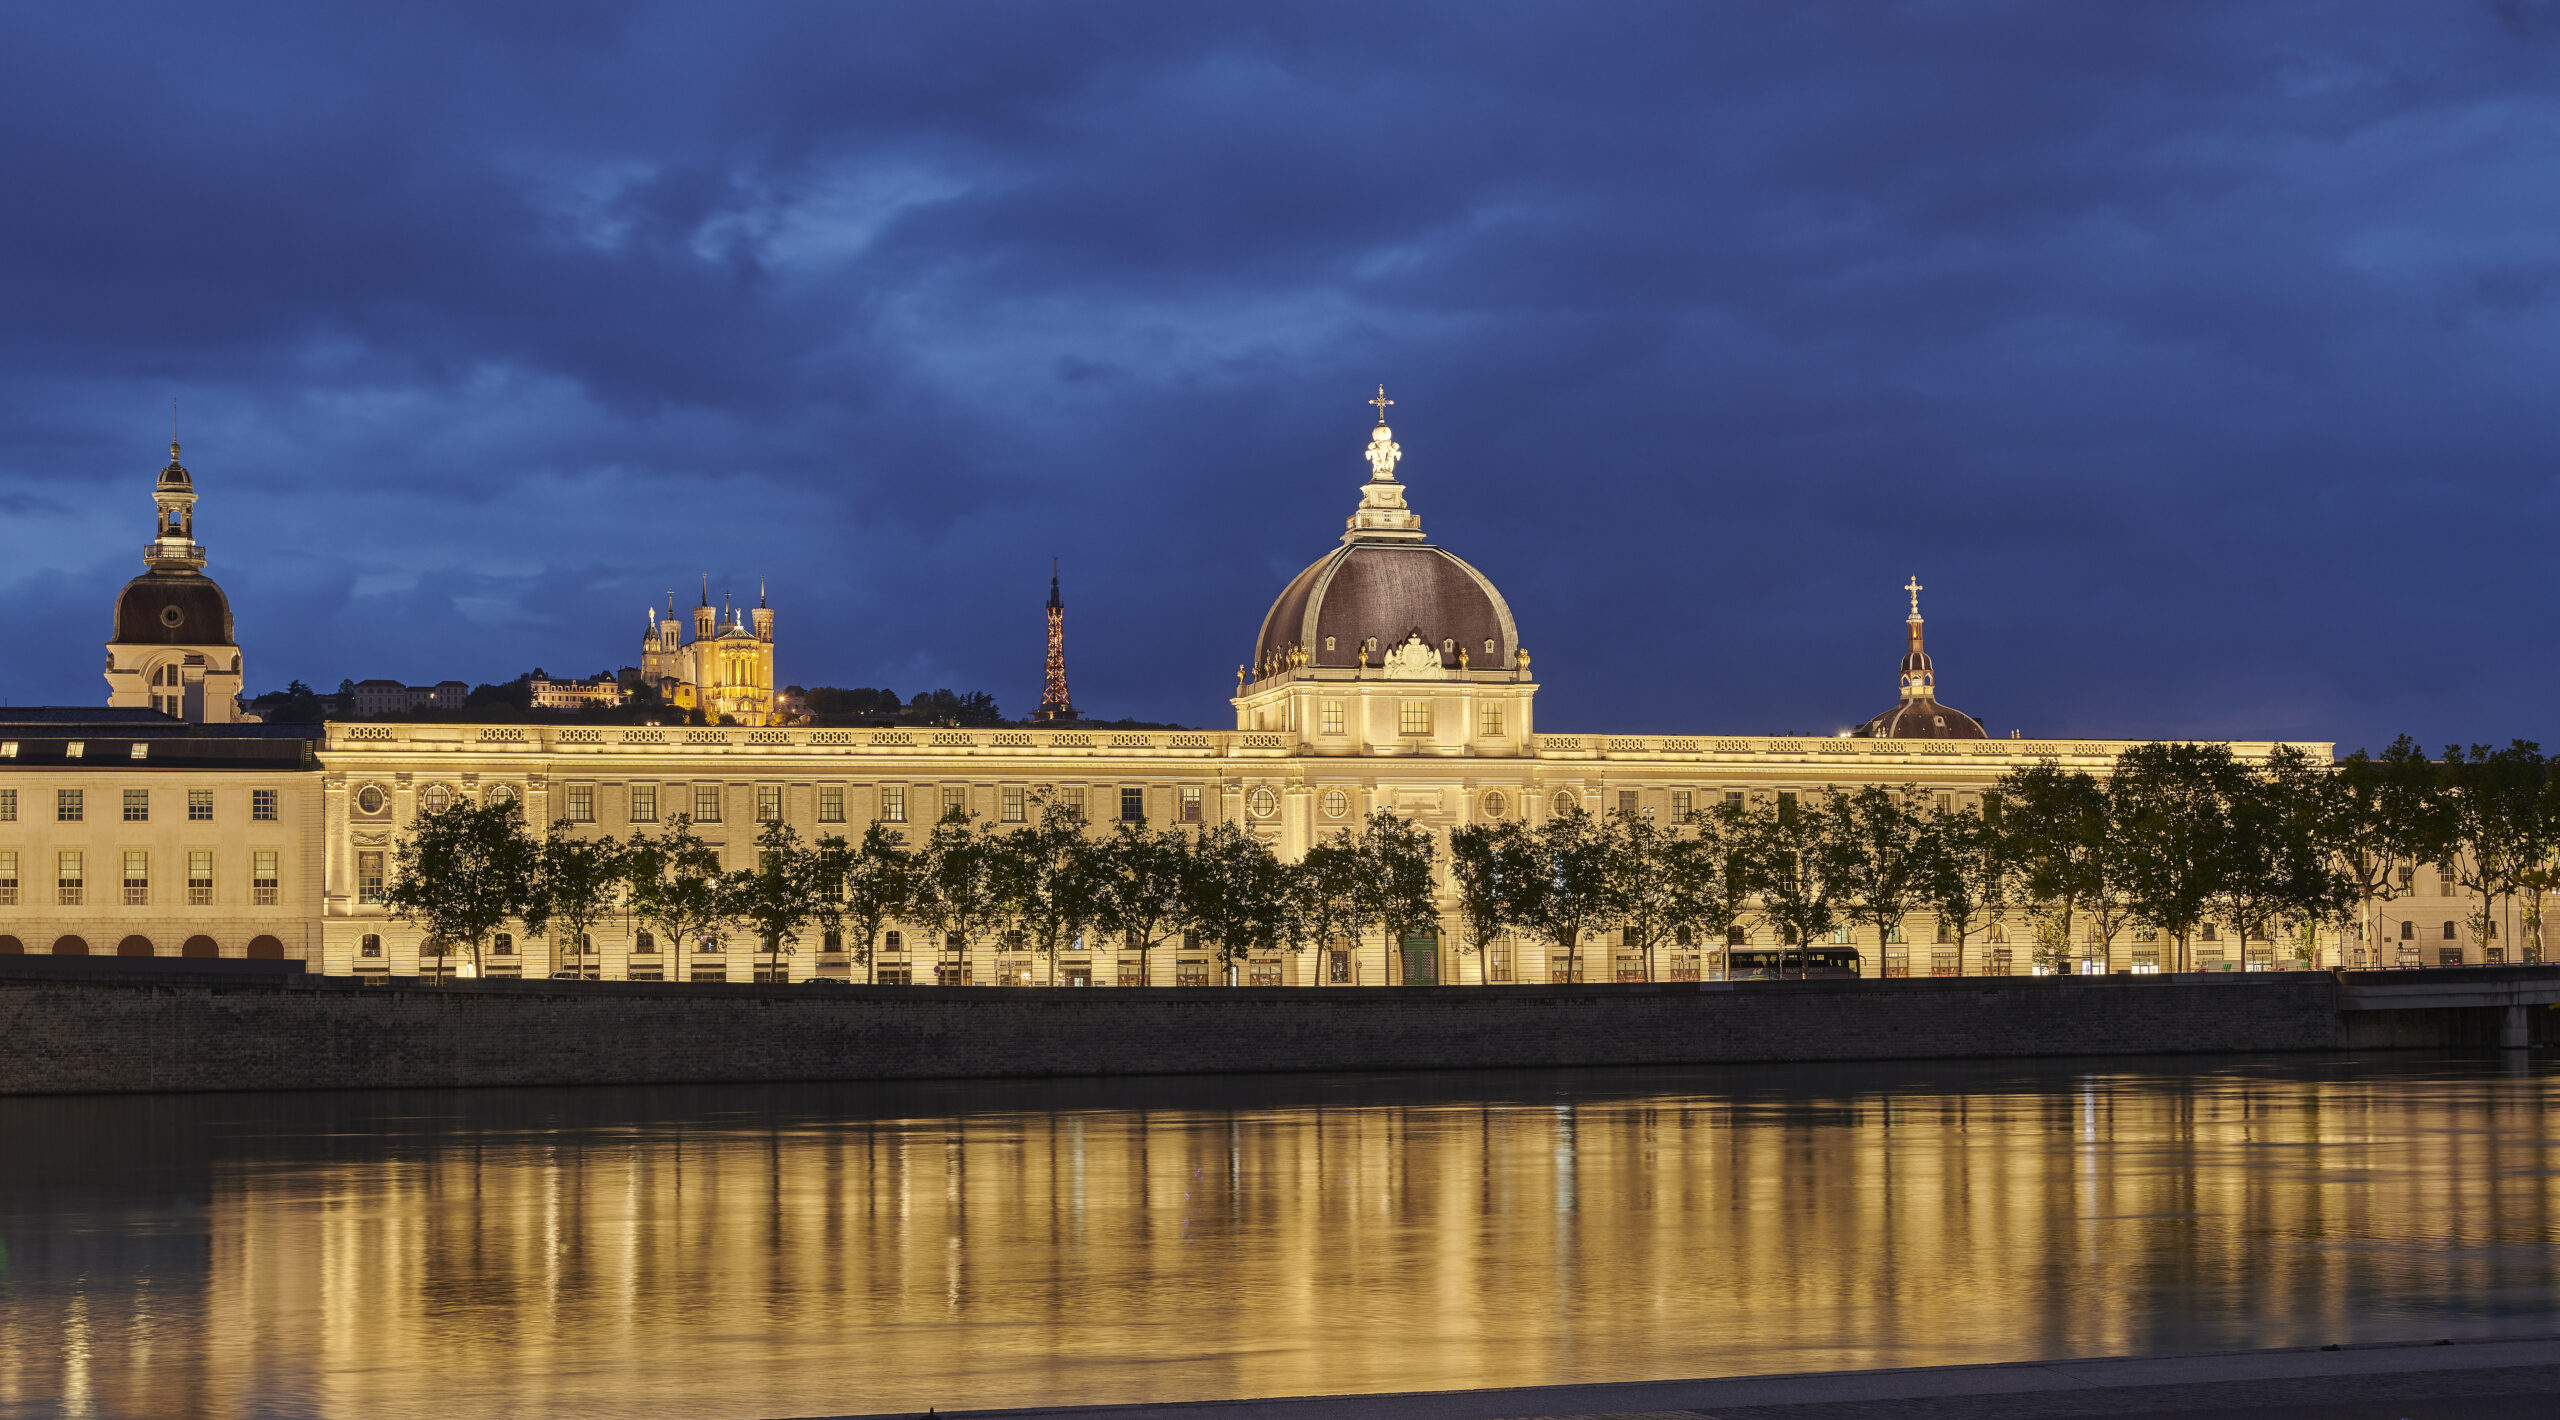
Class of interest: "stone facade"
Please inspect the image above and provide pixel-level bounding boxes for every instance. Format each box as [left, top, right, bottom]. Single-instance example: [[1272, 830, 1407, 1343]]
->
[[0, 970, 2368, 1095]]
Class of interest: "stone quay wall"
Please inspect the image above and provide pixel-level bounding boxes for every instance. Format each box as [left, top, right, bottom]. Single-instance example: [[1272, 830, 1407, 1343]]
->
[[0, 969, 2378, 1096]]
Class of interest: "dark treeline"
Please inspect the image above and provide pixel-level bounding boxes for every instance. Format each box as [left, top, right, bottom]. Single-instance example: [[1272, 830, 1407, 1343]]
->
[[383, 738, 2560, 983]]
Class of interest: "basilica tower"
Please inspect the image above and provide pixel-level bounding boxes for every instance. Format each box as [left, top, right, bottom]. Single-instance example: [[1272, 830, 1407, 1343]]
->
[[103, 440, 252, 722]]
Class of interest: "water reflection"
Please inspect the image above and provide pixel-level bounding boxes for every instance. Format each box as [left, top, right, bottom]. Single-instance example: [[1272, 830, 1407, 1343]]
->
[[0, 1056, 2554, 1420]]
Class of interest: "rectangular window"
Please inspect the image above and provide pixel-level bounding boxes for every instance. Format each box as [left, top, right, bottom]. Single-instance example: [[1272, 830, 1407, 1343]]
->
[[1618, 790, 1639, 815], [188, 789, 213, 821], [58, 850, 84, 906], [1724, 790, 1745, 809], [941, 786, 966, 819], [123, 850, 149, 906], [188, 851, 214, 906], [1479, 703, 1503, 736], [0, 788, 13, 821], [1321, 701, 1344, 736], [252, 789, 278, 822], [629, 783, 658, 822], [123, 789, 149, 822], [1672, 790, 1693, 822], [755, 784, 782, 822], [357, 851, 384, 905], [1398, 701, 1431, 736], [694, 784, 722, 822], [1180, 786, 1203, 824], [1120, 786, 1145, 824], [565, 784, 595, 822], [57, 789, 84, 822], [253, 850, 279, 906], [1000, 787, 1026, 823], [881, 785, 907, 823], [0, 851, 15, 906], [810, 785, 842, 823], [2439, 863, 2457, 897]]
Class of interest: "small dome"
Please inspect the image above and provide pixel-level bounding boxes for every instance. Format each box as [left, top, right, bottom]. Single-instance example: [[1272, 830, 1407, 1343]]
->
[[1256, 542, 1516, 673], [157, 443, 192, 491], [113, 572, 235, 647]]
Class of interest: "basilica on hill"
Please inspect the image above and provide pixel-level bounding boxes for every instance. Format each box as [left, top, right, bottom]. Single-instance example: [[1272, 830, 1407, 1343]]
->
[[6, 395, 2368, 986]]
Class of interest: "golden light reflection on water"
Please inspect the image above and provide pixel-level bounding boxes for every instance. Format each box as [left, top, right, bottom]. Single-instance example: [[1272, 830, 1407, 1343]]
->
[[1, 1058, 2556, 1420]]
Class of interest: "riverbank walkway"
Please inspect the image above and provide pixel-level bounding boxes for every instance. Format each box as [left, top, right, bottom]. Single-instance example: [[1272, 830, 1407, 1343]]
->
[[817, 1334, 2560, 1420]]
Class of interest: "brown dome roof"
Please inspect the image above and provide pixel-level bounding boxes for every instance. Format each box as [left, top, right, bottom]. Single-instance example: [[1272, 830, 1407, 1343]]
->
[[1256, 542, 1517, 673], [1855, 697, 1985, 739], [113, 572, 235, 647]]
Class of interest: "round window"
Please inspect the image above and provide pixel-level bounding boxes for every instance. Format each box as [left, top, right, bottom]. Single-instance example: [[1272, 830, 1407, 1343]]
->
[[1481, 790, 1507, 818], [419, 784, 453, 812], [158, 604, 184, 628], [485, 783, 517, 806], [1322, 788, 1349, 818], [1552, 791, 1578, 817], [354, 784, 387, 815], [1247, 787, 1278, 818]]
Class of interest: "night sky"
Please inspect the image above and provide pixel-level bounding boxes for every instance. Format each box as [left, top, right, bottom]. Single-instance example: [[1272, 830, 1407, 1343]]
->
[[5, 3, 2556, 751]]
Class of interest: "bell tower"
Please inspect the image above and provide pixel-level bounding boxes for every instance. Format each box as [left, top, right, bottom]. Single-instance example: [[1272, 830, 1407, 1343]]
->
[[104, 439, 251, 722]]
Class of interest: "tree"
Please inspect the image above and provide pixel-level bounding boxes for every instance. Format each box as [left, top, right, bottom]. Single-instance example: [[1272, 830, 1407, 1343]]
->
[[1449, 819, 1534, 979], [1294, 828, 1375, 981], [1355, 810, 1442, 980], [2442, 742, 2547, 961], [1915, 803, 2002, 976], [725, 820, 827, 981], [1660, 806, 1745, 976], [913, 806, 1002, 985], [1513, 804, 1614, 982], [2325, 737, 2448, 967], [1602, 805, 1693, 981], [987, 791, 1099, 985], [2115, 742, 2242, 972], [536, 820, 626, 978], [385, 796, 544, 978], [2249, 745, 2355, 967], [1092, 822, 1190, 983], [1994, 763, 2138, 972], [1180, 822, 1294, 976], [624, 817, 728, 967], [1729, 792, 1852, 976], [2515, 771, 2560, 965], [1829, 787, 1927, 971], [815, 823, 914, 982]]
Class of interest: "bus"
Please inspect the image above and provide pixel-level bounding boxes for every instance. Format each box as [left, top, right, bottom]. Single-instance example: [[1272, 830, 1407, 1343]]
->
[[1728, 946, 1864, 981]]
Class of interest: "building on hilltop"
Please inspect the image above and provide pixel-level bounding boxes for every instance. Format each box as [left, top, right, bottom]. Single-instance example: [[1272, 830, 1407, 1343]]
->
[[103, 442, 254, 723], [639, 581, 779, 725], [348, 681, 471, 717], [1850, 578, 1986, 740], [1035, 559, 1078, 723], [528, 673, 626, 712]]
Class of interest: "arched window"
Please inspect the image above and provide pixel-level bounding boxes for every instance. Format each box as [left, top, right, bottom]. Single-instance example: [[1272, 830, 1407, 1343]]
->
[[885, 930, 903, 953], [2200, 923, 2218, 941], [1726, 925, 1747, 946], [1987, 924, 2008, 945], [2399, 921, 2413, 941], [360, 934, 382, 957], [634, 931, 656, 953], [1675, 926, 1693, 947], [493, 932, 514, 955], [2443, 921, 2458, 940], [823, 929, 842, 952]]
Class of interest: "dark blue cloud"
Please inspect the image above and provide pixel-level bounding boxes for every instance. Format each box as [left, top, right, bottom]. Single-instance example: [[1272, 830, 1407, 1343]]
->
[[2, 1, 2555, 750]]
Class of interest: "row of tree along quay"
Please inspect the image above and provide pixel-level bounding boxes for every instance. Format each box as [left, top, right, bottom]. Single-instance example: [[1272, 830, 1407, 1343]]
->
[[382, 737, 2560, 984]]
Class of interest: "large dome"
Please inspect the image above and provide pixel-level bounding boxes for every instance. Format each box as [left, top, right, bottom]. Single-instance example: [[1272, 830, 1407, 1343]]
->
[[1256, 542, 1518, 674], [113, 572, 235, 647], [1249, 403, 1523, 677]]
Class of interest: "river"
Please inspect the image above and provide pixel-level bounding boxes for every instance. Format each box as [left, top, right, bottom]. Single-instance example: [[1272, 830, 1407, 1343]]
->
[[1, 1053, 2553, 1419]]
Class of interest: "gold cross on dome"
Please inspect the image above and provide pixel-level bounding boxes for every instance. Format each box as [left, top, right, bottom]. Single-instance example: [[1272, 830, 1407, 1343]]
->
[[1905, 576, 1924, 618], [1369, 385, 1393, 422]]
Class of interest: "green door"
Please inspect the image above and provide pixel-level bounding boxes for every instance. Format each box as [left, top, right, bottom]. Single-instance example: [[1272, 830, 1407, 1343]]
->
[[1401, 931, 1439, 986]]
